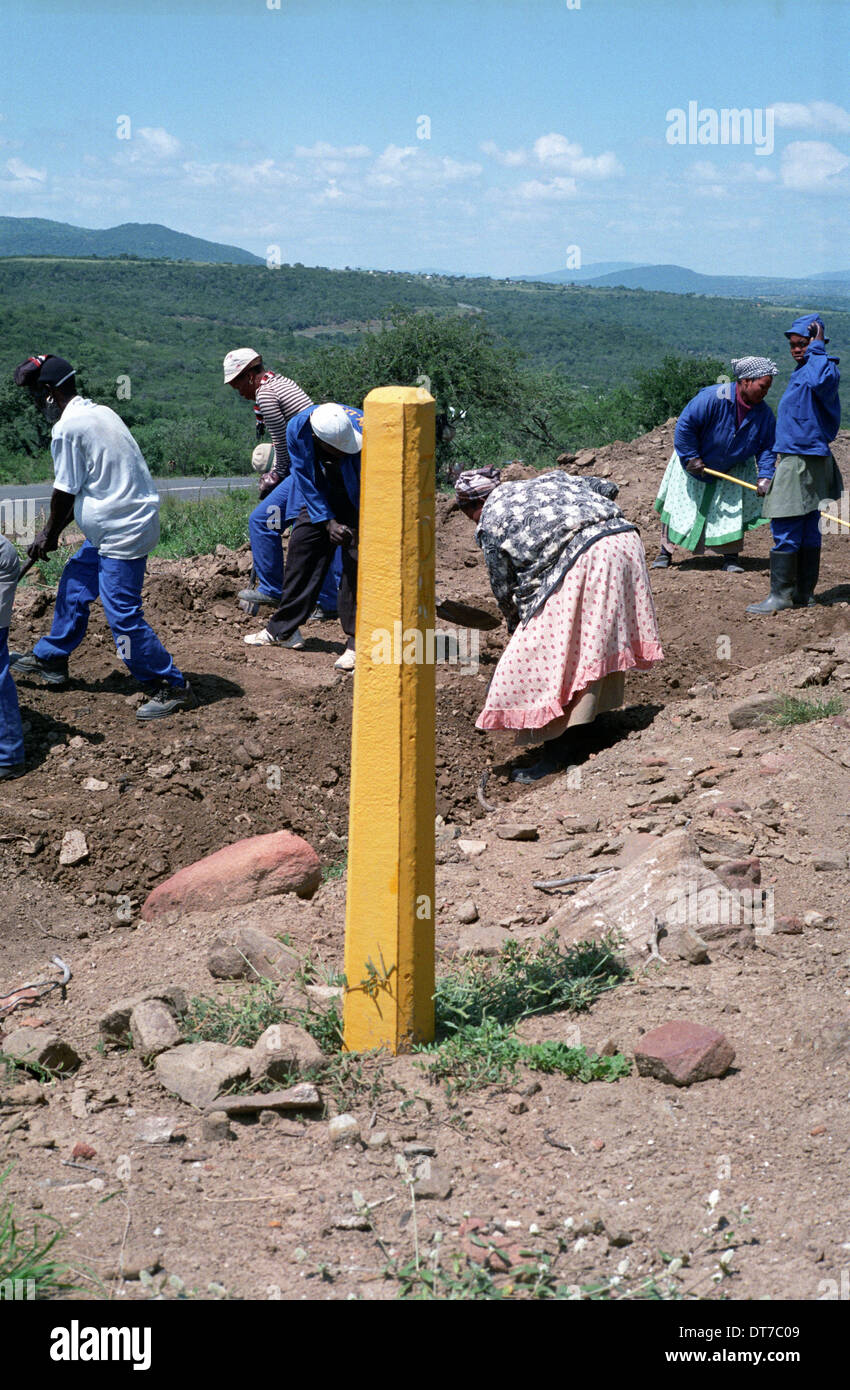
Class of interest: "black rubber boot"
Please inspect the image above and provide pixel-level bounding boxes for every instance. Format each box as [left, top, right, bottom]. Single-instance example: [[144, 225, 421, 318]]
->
[[746, 551, 798, 614], [794, 547, 821, 607]]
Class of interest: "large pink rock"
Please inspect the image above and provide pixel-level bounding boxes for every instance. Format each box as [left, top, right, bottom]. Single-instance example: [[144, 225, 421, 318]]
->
[[634, 1021, 735, 1087], [142, 831, 321, 921]]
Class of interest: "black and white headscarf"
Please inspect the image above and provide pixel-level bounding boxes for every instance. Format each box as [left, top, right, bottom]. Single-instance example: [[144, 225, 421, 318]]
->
[[731, 356, 778, 380]]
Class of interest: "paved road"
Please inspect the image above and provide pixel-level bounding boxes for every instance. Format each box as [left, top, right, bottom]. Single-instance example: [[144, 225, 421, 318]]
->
[[0, 475, 254, 513]]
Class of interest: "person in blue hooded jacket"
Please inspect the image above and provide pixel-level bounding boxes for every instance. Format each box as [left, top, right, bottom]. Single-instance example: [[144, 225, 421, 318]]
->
[[653, 356, 777, 572], [747, 314, 842, 614], [243, 403, 362, 671]]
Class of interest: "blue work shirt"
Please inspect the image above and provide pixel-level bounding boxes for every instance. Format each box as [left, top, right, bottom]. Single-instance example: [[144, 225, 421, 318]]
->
[[285, 405, 362, 524], [674, 384, 777, 480], [774, 341, 841, 459]]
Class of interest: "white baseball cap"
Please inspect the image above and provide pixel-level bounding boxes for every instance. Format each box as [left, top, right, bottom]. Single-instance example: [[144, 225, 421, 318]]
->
[[310, 403, 362, 454], [223, 348, 261, 384], [251, 443, 275, 472]]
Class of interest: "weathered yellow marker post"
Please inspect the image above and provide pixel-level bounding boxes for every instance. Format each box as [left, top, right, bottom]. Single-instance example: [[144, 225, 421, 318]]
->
[[343, 386, 436, 1053]]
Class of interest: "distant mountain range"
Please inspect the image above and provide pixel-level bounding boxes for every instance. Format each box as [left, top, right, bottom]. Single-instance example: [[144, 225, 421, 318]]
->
[[0, 217, 264, 265], [2, 218, 848, 306], [513, 261, 850, 303]]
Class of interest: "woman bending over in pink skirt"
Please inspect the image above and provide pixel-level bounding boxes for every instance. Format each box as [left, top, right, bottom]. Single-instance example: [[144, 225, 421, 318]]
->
[[455, 466, 664, 783]]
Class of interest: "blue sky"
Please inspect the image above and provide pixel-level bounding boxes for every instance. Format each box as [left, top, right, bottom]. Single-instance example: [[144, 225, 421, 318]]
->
[[2, 0, 848, 276]]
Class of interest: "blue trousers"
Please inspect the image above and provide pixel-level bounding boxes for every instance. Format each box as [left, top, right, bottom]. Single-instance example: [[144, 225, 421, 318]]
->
[[250, 478, 341, 611], [770, 512, 822, 553], [0, 628, 24, 767], [34, 541, 185, 687]]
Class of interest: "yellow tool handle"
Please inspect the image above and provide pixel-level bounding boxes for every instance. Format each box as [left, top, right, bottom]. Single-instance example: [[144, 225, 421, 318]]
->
[[703, 467, 759, 492], [703, 467, 850, 530]]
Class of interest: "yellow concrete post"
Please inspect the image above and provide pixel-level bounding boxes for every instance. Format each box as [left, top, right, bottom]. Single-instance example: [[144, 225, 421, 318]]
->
[[343, 386, 436, 1053]]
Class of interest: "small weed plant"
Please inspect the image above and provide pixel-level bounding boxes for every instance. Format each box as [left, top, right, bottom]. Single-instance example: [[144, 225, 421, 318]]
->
[[769, 695, 843, 727], [417, 1018, 630, 1095], [0, 1170, 80, 1299], [433, 932, 627, 1034], [183, 979, 280, 1049]]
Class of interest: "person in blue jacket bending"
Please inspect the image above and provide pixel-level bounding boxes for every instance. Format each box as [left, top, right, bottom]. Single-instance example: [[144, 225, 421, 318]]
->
[[747, 315, 842, 614], [244, 403, 361, 672], [653, 356, 777, 572], [243, 441, 342, 620]]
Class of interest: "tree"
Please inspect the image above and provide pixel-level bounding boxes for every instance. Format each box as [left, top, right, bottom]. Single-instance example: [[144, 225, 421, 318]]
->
[[633, 354, 727, 430], [298, 309, 526, 479]]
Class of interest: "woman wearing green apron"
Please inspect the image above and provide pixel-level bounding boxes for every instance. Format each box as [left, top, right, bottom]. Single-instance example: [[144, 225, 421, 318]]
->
[[747, 315, 842, 614], [653, 357, 777, 573]]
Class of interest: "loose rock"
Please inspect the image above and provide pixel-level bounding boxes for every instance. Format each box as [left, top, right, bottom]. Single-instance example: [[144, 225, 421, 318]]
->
[[413, 1159, 453, 1200], [458, 925, 510, 956], [99, 986, 187, 1047], [1, 1029, 81, 1074], [59, 830, 89, 867], [249, 1023, 324, 1083], [154, 1043, 253, 1109], [134, 1117, 184, 1145], [141, 830, 321, 921], [130, 1000, 182, 1058], [635, 1021, 735, 1087], [207, 1084, 321, 1116], [728, 694, 783, 729], [495, 824, 539, 841], [329, 1114, 360, 1144]]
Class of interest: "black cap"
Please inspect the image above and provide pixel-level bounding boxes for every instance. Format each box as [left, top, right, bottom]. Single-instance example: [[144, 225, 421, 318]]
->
[[35, 355, 76, 387]]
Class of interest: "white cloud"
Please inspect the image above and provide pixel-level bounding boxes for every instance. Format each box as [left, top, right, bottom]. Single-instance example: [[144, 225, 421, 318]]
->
[[772, 101, 850, 134], [138, 126, 182, 159], [687, 160, 775, 188], [182, 157, 291, 189], [368, 144, 482, 189], [515, 176, 578, 201], [780, 140, 849, 191], [6, 156, 46, 182], [480, 140, 527, 167], [294, 142, 371, 160], [533, 132, 623, 179]]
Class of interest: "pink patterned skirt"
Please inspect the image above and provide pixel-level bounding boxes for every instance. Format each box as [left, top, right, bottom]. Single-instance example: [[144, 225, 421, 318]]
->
[[476, 530, 664, 738]]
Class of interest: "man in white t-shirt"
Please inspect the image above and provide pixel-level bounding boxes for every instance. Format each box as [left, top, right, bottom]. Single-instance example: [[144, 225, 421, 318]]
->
[[11, 355, 194, 720]]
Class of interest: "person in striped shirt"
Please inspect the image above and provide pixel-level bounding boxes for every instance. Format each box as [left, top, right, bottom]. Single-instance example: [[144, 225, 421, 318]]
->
[[224, 347, 340, 617]]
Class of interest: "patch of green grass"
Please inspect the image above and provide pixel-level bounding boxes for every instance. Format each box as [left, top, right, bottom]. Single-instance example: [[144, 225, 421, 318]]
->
[[303, 1049, 395, 1114], [390, 1243, 682, 1302], [298, 1001, 344, 1054], [0, 1169, 81, 1299], [416, 1018, 631, 1095], [1, 1055, 58, 1086], [321, 858, 347, 884], [155, 489, 252, 559], [768, 695, 844, 727], [434, 931, 628, 1036], [183, 979, 281, 1049]]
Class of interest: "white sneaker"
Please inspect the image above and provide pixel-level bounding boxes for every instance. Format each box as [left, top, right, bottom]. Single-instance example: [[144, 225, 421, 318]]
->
[[243, 627, 305, 649], [334, 648, 356, 672]]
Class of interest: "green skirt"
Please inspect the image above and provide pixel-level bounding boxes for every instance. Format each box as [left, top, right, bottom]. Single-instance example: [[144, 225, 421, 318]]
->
[[653, 450, 768, 550], [761, 453, 843, 519]]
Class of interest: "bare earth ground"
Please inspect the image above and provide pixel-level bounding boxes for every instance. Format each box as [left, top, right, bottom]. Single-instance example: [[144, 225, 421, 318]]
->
[[1, 424, 849, 1302]]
